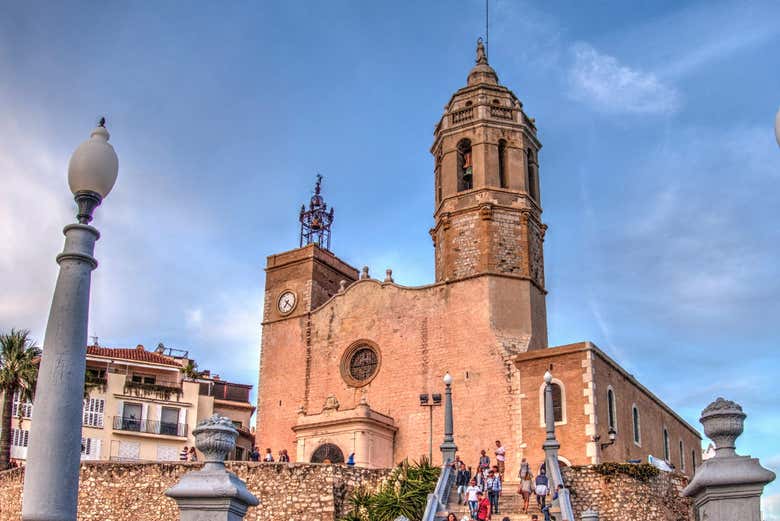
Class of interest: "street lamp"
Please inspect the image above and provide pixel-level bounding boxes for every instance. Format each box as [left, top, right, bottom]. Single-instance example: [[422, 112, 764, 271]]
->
[[22, 120, 118, 521], [419, 392, 442, 462], [440, 372, 457, 464], [594, 427, 617, 450]]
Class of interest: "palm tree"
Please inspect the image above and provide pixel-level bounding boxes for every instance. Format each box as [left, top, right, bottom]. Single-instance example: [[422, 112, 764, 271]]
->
[[179, 360, 203, 380], [0, 329, 41, 469]]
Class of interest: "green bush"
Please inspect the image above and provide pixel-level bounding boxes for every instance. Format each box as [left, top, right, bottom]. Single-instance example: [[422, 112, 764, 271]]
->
[[591, 462, 660, 482], [340, 457, 440, 521]]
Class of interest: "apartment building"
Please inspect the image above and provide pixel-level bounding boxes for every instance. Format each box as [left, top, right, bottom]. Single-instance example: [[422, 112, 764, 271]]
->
[[9, 344, 254, 463]]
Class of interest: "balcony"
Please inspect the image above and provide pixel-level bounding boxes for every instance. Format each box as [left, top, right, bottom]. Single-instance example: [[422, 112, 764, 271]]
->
[[123, 375, 183, 400], [112, 416, 188, 437], [199, 381, 251, 403]]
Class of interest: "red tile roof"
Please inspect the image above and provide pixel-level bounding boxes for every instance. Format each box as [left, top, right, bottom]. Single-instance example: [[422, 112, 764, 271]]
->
[[87, 345, 181, 367]]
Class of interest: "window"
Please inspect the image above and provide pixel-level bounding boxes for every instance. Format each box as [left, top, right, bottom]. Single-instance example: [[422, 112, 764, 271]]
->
[[457, 139, 473, 191], [349, 348, 378, 381], [526, 149, 538, 201], [235, 446, 245, 461], [81, 437, 101, 460], [232, 420, 243, 429], [12, 389, 33, 419], [632, 405, 641, 445], [83, 398, 105, 428], [11, 428, 29, 447], [663, 428, 670, 460], [679, 440, 685, 470], [691, 449, 697, 473], [160, 406, 181, 436], [540, 379, 566, 425], [607, 388, 616, 431], [498, 140, 508, 188], [131, 374, 156, 385]]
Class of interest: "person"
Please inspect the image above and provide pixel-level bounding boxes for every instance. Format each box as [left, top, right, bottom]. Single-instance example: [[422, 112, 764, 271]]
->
[[485, 468, 502, 515], [455, 461, 470, 504], [477, 450, 490, 486], [446, 513, 458, 521], [475, 490, 491, 521], [465, 478, 480, 519], [347, 453, 355, 466], [179, 446, 189, 461], [450, 454, 462, 470], [518, 469, 533, 513], [531, 516, 539, 521], [248, 446, 260, 462], [264, 448, 274, 462], [494, 440, 506, 478], [542, 503, 551, 521], [280, 449, 290, 462], [535, 468, 549, 508], [520, 457, 530, 478], [188, 446, 197, 462]]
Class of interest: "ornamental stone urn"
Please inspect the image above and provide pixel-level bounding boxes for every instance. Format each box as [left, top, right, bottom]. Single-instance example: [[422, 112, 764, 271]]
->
[[683, 398, 775, 521], [165, 415, 259, 521]]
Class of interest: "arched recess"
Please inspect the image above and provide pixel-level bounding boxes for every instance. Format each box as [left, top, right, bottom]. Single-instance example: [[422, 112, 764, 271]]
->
[[606, 385, 617, 432], [310, 443, 345, 464], [632, 404, 641, 446], [498, 139, 508, 188], [538, 378, 567, 427], [526, 148, 539, 201], [457, 139, 473, 191]]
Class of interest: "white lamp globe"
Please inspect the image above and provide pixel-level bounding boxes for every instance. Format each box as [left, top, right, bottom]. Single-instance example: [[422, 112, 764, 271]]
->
[[67, 125, 119, 199], [443, 372, 453, 385], [544, 370, 552, 384]]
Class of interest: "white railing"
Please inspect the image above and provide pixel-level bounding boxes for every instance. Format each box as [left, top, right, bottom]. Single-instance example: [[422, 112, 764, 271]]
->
[[422, 460, 454, 521]]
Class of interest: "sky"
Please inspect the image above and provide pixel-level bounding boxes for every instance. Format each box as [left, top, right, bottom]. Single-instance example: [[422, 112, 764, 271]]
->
[[1, 0, 779, 513]]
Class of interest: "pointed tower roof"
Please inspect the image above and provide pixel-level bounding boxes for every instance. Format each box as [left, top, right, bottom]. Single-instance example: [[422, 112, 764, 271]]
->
[[467, 38, 499, 86]]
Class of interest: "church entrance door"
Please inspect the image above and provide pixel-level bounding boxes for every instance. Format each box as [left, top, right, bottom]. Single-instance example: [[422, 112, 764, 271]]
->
[[310, 443, 345, 464]]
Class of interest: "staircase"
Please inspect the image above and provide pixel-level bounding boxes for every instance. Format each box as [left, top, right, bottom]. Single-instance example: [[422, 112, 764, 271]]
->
[[436, 482, 551, 521]]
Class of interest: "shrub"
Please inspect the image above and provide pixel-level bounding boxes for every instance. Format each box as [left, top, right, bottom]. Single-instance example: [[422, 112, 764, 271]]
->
[[591, 462, 660, 482]]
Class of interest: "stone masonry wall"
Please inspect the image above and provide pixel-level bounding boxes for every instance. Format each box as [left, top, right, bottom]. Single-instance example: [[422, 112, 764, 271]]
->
[[0, 462, 390, 521], [563, 465, 693, 521]]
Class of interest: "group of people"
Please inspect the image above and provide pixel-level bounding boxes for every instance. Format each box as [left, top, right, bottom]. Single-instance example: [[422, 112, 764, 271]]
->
[[248, 446, 290, 462], [179, 446, 197, 462], [448, 442, 563, 521]]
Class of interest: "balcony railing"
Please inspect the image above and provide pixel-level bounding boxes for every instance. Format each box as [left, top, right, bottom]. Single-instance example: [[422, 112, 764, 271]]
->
[[112, 416, 188, 437], [123, 376, 183, 400]]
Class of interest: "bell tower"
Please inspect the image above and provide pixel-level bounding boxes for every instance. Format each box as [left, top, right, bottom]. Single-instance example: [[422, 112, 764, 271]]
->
[[430, 40, 548, 349]]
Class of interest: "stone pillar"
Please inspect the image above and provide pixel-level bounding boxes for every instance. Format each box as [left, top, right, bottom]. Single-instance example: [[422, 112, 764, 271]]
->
[[439, 373, 457, 464], [682, 398, 775, 521], [166, 415, 259, 521], [581, 509, 599, 521], [22, 223, 99, 521]]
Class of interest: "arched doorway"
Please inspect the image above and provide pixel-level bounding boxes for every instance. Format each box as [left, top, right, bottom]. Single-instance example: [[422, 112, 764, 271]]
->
[[310, 443, 345, 464]]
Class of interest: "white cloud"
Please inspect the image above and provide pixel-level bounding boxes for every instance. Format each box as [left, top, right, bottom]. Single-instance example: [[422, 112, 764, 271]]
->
[[568, 42, 681, 115], [764, 493, 780, 521]]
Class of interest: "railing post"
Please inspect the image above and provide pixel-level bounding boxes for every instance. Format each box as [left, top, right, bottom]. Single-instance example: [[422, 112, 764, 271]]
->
[[683, 398, 775, 521], [581, 509, 598, 521], [166, 415, 259, 521]]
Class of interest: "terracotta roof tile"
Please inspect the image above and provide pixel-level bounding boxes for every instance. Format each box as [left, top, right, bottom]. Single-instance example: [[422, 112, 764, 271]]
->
[[86, 345, 181, 367]]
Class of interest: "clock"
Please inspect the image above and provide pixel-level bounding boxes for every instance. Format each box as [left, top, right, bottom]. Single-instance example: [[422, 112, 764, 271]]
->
[[277, 290, 297, 315]]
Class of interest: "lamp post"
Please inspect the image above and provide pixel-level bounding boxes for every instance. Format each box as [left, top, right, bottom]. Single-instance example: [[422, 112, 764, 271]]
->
[[419, 392, 442, 462], [22, 121, 118, 521], [594, 427, 617, 451], [439, 372, 457, 464], [542, 371, 563, 489]]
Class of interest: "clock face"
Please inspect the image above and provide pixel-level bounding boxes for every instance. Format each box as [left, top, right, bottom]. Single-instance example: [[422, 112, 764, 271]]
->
[[277, 290, 297, 315]]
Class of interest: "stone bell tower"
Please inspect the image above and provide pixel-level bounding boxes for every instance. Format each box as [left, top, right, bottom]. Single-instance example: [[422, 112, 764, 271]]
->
[[430, 39, 548, 349]]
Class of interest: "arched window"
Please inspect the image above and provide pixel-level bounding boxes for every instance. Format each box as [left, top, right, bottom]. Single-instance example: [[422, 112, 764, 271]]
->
[[457, 139, 473, 192], [679, 440, 685, 470], [663, 428, 670, 460], [539, 379, 566, 425], [526, 149, 538, 201], [691, 449, 697, 473], [606, 387, 616, 431], [498, 139, 508, 188], [435, 153, 443, 203], [632, 404, 641, 445], [310, 443, 344, 464]]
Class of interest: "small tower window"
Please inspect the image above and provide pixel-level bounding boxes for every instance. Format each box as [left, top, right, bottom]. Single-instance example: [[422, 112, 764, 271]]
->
[[607, 388, 616, 431], [457, 139, 473, 192], [526, 149, 539, 201], [436, 153, 443, 203], [691, 449, 697, 473], [498, 139, 508, 189], [679, 439, 685, 470]]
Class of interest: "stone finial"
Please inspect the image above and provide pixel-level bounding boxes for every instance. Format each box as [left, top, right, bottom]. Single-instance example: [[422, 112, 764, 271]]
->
[[166, 414, 259, 520], [384, 269, 393, 283], [339, 279, 347, 292], [323, 394, 340, 411], [700, 397, 746, 457], [360, 266, 370, 279]]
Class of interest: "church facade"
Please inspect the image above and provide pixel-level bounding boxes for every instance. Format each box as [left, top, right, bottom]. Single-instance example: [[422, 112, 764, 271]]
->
[[256, 43, 700, 479]]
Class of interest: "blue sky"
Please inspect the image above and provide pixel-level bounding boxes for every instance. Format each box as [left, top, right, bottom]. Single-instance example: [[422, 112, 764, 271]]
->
[[1, 0, 779, 513]]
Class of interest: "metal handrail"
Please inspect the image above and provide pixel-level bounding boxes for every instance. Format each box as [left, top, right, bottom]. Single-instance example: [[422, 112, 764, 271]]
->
[[112, 416, 188, 437], [422, 460, 454, 521]]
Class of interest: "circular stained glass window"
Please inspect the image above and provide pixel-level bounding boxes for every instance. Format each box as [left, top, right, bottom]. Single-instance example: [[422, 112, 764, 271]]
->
[[349, 347, 378, 382]]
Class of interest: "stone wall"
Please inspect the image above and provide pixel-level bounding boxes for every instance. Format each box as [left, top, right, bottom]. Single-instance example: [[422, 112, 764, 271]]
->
[[563, 465, 693, 521], [0, 462, 390, 521]]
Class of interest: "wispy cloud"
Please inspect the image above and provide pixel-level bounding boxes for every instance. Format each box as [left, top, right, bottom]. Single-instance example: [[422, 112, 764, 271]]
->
[[568, 43, 681, 115]]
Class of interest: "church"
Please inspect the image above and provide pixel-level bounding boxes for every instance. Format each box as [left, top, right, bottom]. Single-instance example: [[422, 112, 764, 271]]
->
[[256, 41, 700, 480]]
